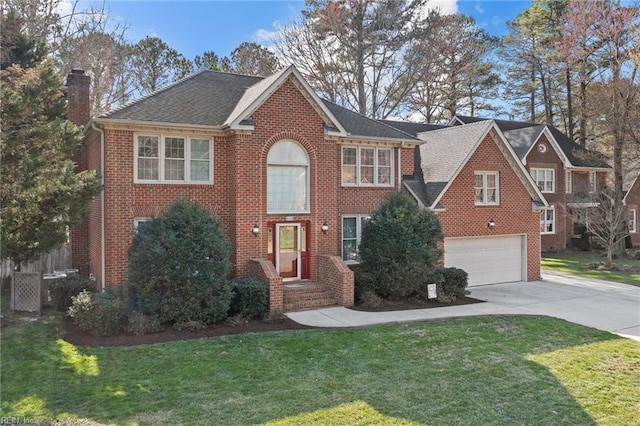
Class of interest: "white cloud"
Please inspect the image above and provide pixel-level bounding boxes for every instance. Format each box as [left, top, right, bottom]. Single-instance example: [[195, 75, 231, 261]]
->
[[475, 4, 485, 14], [255, 27, 279, 47], [428, 0, 458, 15]]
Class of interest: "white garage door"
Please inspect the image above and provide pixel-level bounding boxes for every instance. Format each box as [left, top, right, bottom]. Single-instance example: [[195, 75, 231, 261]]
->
[[444, 235, 525, 286]]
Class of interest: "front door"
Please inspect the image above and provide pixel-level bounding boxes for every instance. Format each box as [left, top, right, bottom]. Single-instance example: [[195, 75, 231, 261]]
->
[[276, 224, 301, 280]]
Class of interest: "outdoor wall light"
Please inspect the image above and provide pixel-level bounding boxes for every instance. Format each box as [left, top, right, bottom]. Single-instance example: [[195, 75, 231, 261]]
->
[[321, 222, 329, 234], [252, 224, 260, 237], [487, 219, 496, 230]]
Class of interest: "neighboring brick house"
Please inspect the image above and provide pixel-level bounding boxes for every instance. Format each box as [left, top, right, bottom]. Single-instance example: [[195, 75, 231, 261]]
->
[[624, 173, 640, 246], [68, 66, 547, 312], [451, 116, 611, 252]]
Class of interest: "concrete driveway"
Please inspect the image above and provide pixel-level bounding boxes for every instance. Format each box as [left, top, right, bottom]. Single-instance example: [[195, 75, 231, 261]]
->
[[286, 272, 640, 341]]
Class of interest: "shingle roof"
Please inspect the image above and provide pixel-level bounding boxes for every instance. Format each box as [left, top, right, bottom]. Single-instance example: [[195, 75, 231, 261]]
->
[[503, 125, 546, 160], [321, 101, 418, 140], [406, 120, 495, 208], [455, 115, 610, 169], [377, 119, 449, 137], [100, 68, 418, 141], [102, 71, 262, 126]]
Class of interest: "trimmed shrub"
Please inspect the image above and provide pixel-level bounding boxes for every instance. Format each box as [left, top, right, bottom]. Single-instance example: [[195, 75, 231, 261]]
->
[[49, 275, 96, 312], [359, 291, 383, 310], [227, 278, 268, 319], [355, 192, 444, 301], [68, 288, 127, 336], [127, 200, 233, 325], [440, 267, 469, 299], [125, 312, 163, 335]]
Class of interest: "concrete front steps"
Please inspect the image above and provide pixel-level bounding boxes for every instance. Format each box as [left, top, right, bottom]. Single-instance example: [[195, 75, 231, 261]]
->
[[283, 281, 338, 312]]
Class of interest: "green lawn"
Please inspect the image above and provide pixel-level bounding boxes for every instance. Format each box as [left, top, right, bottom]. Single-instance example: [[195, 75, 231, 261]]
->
[[541, 251, 640, 285], [2, 314, 639, 425]]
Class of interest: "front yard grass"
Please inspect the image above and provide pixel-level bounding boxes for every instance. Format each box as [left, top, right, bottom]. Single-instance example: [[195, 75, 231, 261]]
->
[[2, 314, 639, 425], [541, 251, 640, 285]]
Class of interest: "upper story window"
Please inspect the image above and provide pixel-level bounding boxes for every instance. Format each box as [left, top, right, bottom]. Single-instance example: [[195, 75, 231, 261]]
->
[[540, 207, 555, 234], [134, 134, 212, 184], [566, 171, 572, 193], [531, 168, 555, 193], [341, 146, 393, 187], [589, 171, 597, 193], [342, 215, 371, 263], [474, 171, 499, 205], [630, 209, 637, 233], [267, 140, 309, 214]]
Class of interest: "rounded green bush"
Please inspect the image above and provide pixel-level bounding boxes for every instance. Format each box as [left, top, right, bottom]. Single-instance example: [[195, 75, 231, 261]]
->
[[127, 200, 232, 325], [356, 192, 444, 301]]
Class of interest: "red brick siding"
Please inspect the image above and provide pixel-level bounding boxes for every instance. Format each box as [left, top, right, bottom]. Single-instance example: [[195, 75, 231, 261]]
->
[[317, 254, 354, 306], [524, 134, 568, 251], [625, 176, 640, 246], [437, 134, 541, 281]]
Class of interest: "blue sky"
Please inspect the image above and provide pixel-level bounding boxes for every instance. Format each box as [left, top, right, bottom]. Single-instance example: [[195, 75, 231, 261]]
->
[[95, 0, 532, 61]]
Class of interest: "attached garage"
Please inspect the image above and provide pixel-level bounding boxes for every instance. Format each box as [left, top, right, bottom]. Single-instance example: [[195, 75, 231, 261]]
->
[[444, 235, 526, 286]]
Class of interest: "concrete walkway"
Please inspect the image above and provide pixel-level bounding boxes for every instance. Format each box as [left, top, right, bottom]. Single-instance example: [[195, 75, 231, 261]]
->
[[286, 272, 640, 341]]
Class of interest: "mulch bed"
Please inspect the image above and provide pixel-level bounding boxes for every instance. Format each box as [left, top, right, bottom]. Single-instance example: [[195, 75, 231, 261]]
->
[[2, 296, 484, 347]]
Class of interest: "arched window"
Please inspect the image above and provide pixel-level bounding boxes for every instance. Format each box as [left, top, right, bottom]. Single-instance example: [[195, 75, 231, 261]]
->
[[267, 140, 309, 213]]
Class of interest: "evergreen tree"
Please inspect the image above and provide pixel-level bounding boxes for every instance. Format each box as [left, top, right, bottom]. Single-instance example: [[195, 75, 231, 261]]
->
[[0, 60, 102, 266]]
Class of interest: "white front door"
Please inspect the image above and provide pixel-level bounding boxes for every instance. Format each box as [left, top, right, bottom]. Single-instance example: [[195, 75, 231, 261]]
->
[[276, 223, 301, 281]]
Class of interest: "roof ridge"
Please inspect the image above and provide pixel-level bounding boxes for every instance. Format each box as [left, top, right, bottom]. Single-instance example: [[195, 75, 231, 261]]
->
[[421, 118, 494, 135]]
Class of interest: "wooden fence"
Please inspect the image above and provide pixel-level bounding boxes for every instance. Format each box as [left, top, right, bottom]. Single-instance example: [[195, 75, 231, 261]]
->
[[1, 245, 71, 280]]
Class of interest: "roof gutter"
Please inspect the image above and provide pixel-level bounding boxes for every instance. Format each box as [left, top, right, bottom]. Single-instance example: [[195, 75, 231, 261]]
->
[[90, 122, 106, 292], [93, 117, 226, 133]]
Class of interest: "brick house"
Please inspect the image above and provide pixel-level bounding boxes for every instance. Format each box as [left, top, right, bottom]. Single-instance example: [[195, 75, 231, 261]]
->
[[624, 173, 640, 246], [450, 116, 611, 252], [68, 67, 546, 312]]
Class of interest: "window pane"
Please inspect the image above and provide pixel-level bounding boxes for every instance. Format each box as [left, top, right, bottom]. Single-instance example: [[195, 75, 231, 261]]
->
[[360, 149, 375, 184], [378, 149, 391, 167], [342, 240, 358, 261], [267, 166, 307, 212], [191, 139, 209, 160], [165, 159, 185, 180], [138, 136, 158, 157], [342, 165, 356, 184], [165, 137, 185, 159], [342, 147, 357, 165], [137, 158, 158, 180], [474, 174, 483, 187], [378, 167, 391, 184], [190, 161, 210, 181], [343, 217, 357, 239], [486, 174, 496, 188]]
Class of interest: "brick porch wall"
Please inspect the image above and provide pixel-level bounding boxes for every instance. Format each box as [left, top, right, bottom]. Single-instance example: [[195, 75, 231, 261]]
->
[[317, 254, 354, 307]]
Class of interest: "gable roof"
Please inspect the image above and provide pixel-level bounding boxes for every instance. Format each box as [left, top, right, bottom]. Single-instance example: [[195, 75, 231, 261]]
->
[[96, 67, 421, 143], [623, 172, 640, 204], [453, 115, 610, 170], [404, 120, 546, 209]]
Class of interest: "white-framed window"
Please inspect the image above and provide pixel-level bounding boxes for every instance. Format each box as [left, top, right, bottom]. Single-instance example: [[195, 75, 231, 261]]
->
[[540, 207, 555, 234], [474, 171, 499, 205], [531, 168, 555, 193], [341, 146, 393, 187], [342, 215, 371, 263], [133, 217, 153, 233], [589, 171, 597, 193], [267, 140, 309, 214], [565, 170, 572, 193], [134, 134, 213, 184], [630, 209, 637, 233]]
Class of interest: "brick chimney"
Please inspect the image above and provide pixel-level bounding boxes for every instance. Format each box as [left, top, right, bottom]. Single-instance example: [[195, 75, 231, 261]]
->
[[66, 69, 91, 126]]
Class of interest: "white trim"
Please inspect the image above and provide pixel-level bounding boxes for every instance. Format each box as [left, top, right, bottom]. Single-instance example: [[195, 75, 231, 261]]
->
[[531, 167, 556, 193], [474, 171, 500, 206], [90, 123, 106, 292], [623, 173, 639, 204], [267, 140, 310, 214], [227, 66, 348, 136], [589, 171, 597, 193], [540, 206, 555, 235], [523, 126, 572, 169], [566, 170, 572, 194], [133, 217, 153, 232], [341, 146, 394, 187], [629, 209, 637, 233], [341, 215, 371, 264], [428, 121, 548, 210], [133, 133, 214, 184]]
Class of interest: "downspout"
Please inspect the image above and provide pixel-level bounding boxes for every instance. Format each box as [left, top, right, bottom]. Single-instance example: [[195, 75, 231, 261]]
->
[[397, 142, 404, 193], [91, 122, 106, 292]]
